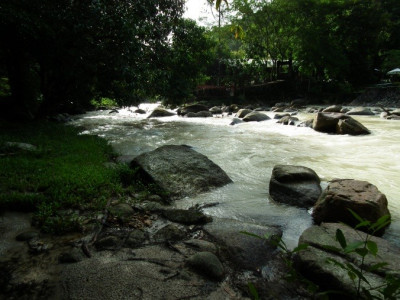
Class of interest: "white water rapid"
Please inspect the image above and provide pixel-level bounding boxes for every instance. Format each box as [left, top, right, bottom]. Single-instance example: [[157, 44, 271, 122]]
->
[[71, 104, 400, 249]]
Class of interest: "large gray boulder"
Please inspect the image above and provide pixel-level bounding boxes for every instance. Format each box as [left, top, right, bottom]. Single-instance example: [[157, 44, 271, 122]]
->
[[204, 218, 281, 270], [242, 112, 271, 122], [346, 107, 375, 115], [312, 179, 391, 235], [294, 223, 400, 298], [130, 145, 232, 201], [269, 165, 322, 208], [312, 112, 370, 135], [147, 107, 175, 118]]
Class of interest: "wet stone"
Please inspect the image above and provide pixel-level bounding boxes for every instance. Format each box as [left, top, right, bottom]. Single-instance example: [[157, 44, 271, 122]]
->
[[153, 224, 187, 242], [186, 251, 224, 280], [125, 230, 148, 248]]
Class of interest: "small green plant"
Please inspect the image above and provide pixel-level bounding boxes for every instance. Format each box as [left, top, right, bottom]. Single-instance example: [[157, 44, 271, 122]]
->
[[326, 209, 399, 299], [240, 231, 319, 298]]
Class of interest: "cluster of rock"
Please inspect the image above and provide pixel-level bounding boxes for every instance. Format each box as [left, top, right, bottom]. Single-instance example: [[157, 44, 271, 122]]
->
[[269, 163, 398, 297]]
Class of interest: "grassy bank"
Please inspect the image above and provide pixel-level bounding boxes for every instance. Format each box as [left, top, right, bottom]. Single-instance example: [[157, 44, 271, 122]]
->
[[0, 120, 141, 234]]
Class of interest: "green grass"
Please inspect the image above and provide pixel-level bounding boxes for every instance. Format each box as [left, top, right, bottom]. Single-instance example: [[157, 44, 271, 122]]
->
[[0, 120, 141, 234], [90, 97, 118, 109]]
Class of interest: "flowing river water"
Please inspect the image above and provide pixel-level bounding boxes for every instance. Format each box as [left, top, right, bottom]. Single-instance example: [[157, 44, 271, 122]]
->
[[71, 104, 400, 249]]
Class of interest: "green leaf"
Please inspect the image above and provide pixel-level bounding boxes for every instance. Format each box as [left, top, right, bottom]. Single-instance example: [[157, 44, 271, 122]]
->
[[248, 282, 259, 300], [345, 263, 370, 285], [368, 262, 388, 272], [293, 243, 309, 253], [240, 231, 263, 240], [344, 241, 364, 253], [355, 247, 369, 257], [348, 208, 364, 223], [326, 258, 346, 269], [347, 270, 356, 282], [371, 215, 390, 229], [322, 245, 343, 253], [355, 220, 371, 230], [335, 229, 347, 249], [366, 241, 378, 256]]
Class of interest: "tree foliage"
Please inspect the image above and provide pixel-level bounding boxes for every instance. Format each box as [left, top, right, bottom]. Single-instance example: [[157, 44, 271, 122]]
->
[[0, 0, 184, 117]]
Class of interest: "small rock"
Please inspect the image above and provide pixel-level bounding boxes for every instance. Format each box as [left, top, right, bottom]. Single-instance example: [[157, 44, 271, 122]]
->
[[125, 230, 148, 248], [16, 231, 39, 241], [236, 109, 252, 118], [59, 248, 83, 263], [5, 142, 37, 152], [242, 112, 270, 122], [186, 252, 224, 280], [346, 107, 375, 115], [162, 209, 212, 225], [184, 239, 218, 254], [28, 239, 51, 254], [95, 236, 120, 250], [109, 203, 134, 220], [147, 108, 175, 118], [154, 224, 186, 242], [322, 105, 342, 113], [229, 118, 244, 125]]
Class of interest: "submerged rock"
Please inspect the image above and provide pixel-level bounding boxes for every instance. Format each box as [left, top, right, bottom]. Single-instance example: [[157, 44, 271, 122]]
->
[[312, 179, 390, 235], [269, 165, 321, 208], [147, 107, 175, 118], [130, 145, 232, 201]]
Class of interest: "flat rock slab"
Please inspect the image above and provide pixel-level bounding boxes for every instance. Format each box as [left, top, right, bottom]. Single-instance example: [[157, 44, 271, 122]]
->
[[60, 247, 225, 300], [204, 218, 282, 270], [130, 145, 232, 200]]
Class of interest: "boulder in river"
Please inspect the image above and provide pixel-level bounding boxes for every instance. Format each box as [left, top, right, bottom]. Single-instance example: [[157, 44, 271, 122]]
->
[[312, 112, 370, 135], [322, 105, 342, 113], [130, 145, 232, 201], [209, 106, 222, 114], [346, 107, 375, 116], [242, 112, 270, 122], [312, 179, 391, 235], [269, 165, 321, 208], [236, 108, 252, 118], [294, 223, 400, 298], [147, 107, 175, 118], [178, 104, 209, 116]]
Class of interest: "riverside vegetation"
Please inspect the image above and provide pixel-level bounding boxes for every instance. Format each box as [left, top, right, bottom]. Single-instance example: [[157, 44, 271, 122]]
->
[[243, 210, 400, 300], [0, 120, 153, 234]]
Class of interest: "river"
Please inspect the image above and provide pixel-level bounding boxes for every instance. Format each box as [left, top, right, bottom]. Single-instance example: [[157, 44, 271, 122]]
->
[[71, 104, 400, 249]]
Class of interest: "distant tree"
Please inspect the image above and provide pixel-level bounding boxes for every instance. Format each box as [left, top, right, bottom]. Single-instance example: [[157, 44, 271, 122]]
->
[[0, 0, 184, 117], [162, 19, 216, 105]]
